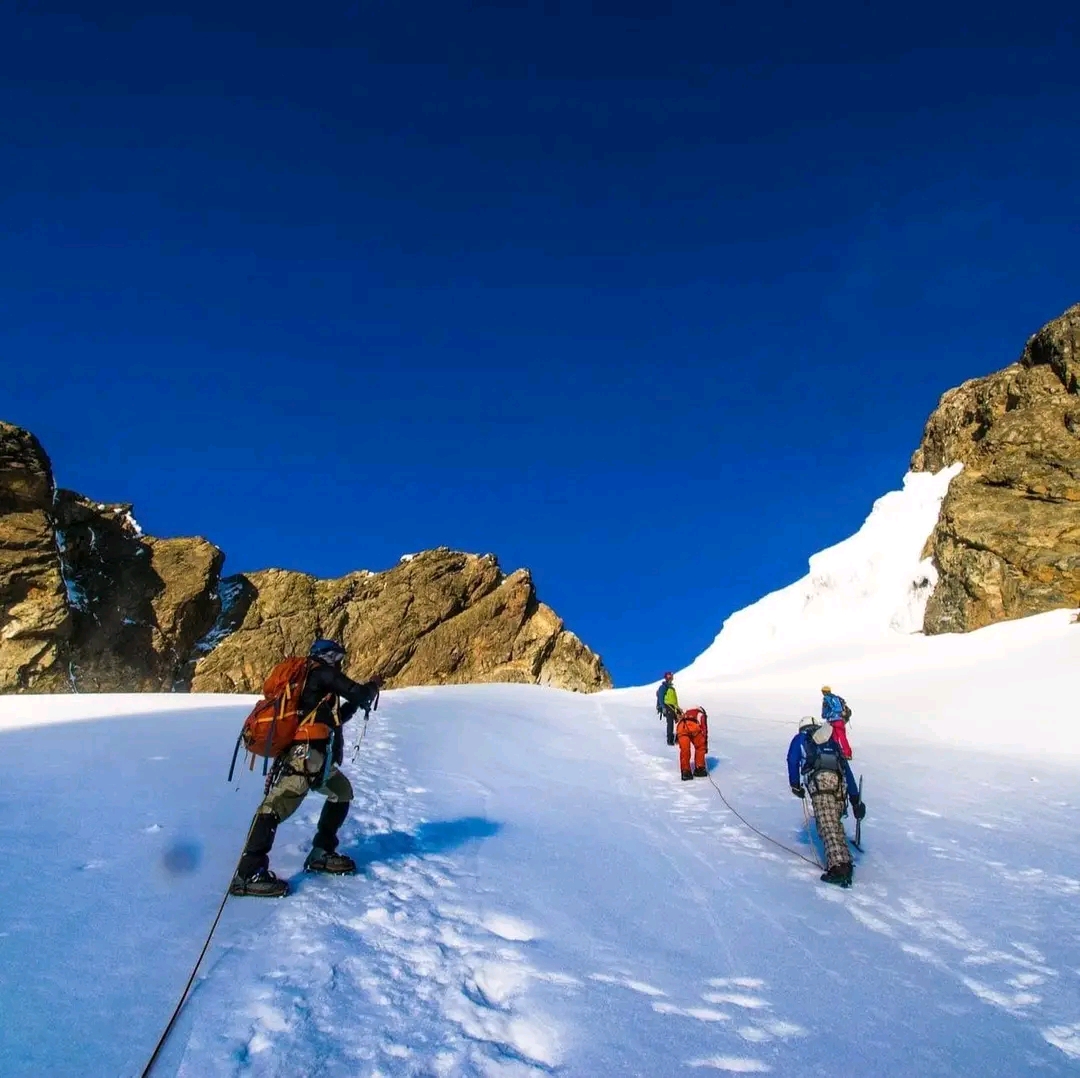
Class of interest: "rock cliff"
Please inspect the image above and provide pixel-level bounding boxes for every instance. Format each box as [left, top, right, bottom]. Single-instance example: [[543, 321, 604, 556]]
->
[[0, 421, 610, 693], [0, 423, 71, 691], [911, 303, 1080, 633], [190, 551, 610, 693]]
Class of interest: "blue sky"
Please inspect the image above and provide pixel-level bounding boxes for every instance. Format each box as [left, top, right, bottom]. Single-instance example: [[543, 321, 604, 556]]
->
[[2, 2, 1078, 686]]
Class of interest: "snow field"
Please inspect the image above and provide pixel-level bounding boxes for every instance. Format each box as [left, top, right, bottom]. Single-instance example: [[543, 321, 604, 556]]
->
[[3, 678, 1080, 1076], [3, 463, 1080, 1075]]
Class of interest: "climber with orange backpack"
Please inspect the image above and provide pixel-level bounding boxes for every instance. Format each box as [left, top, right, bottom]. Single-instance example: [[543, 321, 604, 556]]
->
[[676, 706, 709, 781], [229, 638, 380, 898]]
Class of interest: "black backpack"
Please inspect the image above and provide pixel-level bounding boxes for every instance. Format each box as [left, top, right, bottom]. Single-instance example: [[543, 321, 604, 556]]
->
[[803, 736, 845, 776]]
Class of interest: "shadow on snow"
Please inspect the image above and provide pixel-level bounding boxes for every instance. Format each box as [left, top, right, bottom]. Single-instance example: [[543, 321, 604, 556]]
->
[[346, 816, 503, 872]]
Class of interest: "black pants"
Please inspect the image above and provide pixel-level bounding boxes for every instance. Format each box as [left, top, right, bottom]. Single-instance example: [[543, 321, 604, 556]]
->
[[663, 705, 678, 745]]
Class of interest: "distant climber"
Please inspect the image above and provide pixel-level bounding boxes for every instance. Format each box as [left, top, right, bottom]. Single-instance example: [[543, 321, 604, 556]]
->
[[787, 717, 865, 888], [656, 671, 680, 746], [230, 639, 380, 898], [820, 685, 853, 759], [676, 706, 709, 780]]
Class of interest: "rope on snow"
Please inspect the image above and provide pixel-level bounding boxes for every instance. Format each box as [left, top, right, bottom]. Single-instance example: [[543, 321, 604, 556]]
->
[[142, 699, 379, 1075], [703, 768, 825, 871]]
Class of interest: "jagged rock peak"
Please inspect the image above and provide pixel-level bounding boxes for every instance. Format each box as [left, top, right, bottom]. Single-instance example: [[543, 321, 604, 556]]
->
[[0, 421, 611, 693], [911, 303, 1080, 634], [191, 547, 611, 694]]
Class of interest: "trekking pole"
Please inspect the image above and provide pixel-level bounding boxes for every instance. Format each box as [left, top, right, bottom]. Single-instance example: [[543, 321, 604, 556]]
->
[[350, 688, 379, 764]]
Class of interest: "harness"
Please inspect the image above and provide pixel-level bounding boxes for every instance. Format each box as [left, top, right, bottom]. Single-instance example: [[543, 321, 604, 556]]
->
[[265, 694, 340, 794], [801, 739, 846, 797]]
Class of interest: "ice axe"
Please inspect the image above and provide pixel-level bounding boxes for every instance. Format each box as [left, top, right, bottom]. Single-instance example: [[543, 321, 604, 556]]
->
[[853, 774, 864, 851], [351, 685, 380, 763]]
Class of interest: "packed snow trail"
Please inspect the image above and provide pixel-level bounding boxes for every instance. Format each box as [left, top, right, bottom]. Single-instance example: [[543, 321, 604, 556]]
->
[[3, 679, 1080, 1077]]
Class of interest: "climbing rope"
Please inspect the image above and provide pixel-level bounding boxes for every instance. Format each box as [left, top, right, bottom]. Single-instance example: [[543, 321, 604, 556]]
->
[[704, 768, 824, 870], [145, 693, 381, 1074], [138, 885, 232, 1077]]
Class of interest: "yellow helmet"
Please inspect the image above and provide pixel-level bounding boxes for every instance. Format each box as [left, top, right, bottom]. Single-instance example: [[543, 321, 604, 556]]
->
[[821, 685, 832, 694]]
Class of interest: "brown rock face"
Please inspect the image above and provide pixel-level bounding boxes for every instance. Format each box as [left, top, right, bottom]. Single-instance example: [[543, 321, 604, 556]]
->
[[0, 423, 70, 691], [191, 551, 612, 693], [53, 490, 225, 691], [912, 303, 1080, 633], [0, 420, 610, 693]]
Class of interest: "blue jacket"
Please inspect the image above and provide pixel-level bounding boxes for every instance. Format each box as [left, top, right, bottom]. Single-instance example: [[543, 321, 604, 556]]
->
[[821, 692, 848, 721], [787, 731, 859, 800]]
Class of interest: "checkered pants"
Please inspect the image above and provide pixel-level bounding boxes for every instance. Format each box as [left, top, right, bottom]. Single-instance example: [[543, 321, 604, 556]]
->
[[809, 770, 852, 871]]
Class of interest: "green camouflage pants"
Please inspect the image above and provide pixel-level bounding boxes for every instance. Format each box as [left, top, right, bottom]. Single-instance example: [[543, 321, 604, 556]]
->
[[237, 742, 353, 878], [257, 742, 353, 822]]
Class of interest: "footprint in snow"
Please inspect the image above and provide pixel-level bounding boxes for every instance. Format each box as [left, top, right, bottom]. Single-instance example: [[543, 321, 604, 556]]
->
[[588, 972, 666, 996], [176, 724, 564, 1078], [481, 913, 538, 942], [686, 1055, 772, 1072]]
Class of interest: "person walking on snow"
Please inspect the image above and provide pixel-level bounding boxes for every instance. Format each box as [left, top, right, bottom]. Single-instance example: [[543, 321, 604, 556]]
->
[[231, 638, 380, 898], [676, 706, 709, 780], [820, 685, 853, 759], [787, 718, 865, 888], [656, 671, 680, 746]]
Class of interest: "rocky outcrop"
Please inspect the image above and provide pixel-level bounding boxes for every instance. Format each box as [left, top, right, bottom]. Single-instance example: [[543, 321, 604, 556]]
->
[[190, 551, 611, 693], [53, 490, 225, 691], [911, 303, 1080, 633], [0, 423, 71, 691], [0, 421, 611, 693]]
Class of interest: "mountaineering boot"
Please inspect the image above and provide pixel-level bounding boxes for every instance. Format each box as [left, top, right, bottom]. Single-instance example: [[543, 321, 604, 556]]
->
[[305, 847, 357, 874], [693, 766, 708, 777], [820, 865, 853, 889], [680, 770, 693, 781], [229, 868, 289, 898]]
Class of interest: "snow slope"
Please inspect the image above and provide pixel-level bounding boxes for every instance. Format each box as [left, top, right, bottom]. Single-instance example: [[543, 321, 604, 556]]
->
[[3, 676, 1080, 1078], [678, 467, 1080, 756], [683, 466, 964, 679], [2, 465, 1079, 1076]]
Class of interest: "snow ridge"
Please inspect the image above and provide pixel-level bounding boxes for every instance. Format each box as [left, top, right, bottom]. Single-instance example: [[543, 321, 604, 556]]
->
[[682, 466, 961, 680]]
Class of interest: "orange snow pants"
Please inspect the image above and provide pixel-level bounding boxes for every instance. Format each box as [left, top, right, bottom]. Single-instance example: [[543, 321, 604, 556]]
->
[[677, 718, 706, 774]]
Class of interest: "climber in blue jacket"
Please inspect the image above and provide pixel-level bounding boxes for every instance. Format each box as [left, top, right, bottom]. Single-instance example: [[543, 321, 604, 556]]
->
[[787, 718, 864, 888]]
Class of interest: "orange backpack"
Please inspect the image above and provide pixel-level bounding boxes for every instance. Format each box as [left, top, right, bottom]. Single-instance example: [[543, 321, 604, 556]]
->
[[227, 657, 335, 778]]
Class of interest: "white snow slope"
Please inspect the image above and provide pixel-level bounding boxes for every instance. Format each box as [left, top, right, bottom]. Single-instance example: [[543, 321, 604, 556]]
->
[[3, 468, 1080, 1077]]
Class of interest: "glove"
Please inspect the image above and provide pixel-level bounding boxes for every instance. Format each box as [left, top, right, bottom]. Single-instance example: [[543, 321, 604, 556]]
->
[[851, 798, 866, 820], [791, 785, 805, 799]]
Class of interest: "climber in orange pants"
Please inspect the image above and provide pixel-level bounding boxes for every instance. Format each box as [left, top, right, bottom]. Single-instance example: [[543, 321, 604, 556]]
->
[[676, 707, 709, 781]]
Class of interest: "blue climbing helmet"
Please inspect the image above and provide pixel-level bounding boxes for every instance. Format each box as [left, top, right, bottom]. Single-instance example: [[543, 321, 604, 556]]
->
[[309, 638, 346, 665]]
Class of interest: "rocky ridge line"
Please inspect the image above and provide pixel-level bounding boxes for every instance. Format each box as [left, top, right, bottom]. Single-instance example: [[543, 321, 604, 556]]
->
[[0, 421, 611, 694]]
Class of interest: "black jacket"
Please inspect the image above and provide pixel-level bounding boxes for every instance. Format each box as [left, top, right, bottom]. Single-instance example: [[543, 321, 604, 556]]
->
[[299, 660, 379, 762]]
